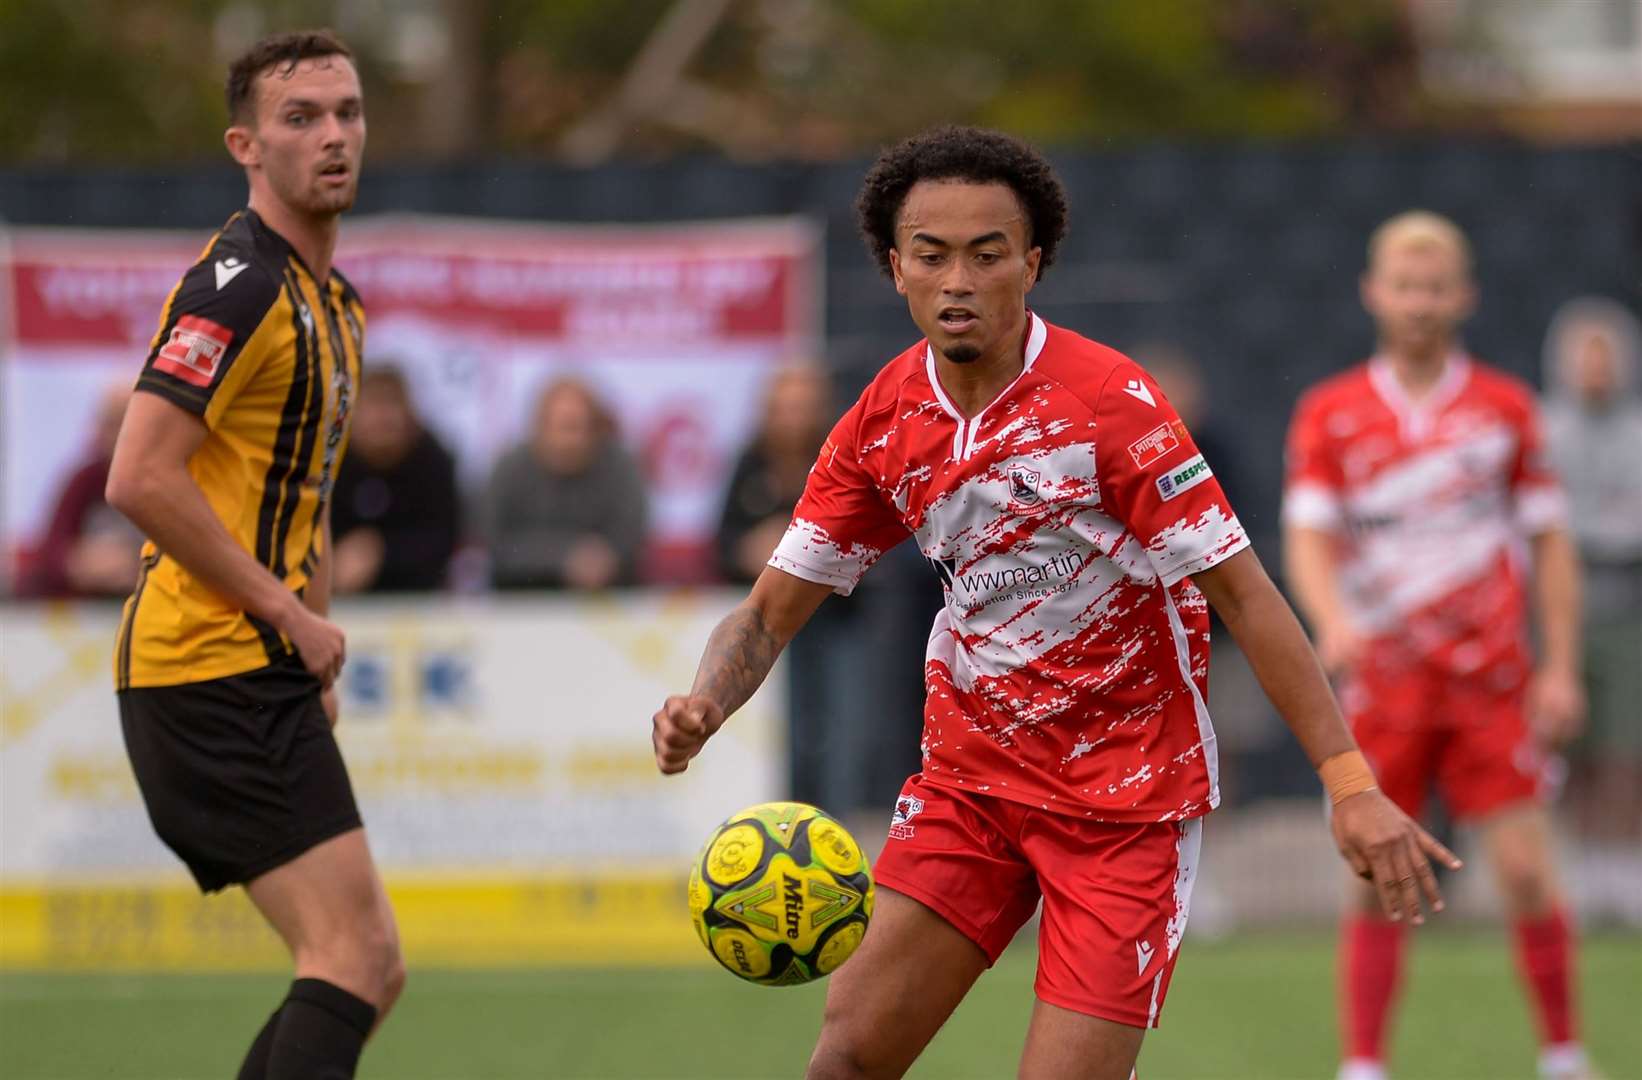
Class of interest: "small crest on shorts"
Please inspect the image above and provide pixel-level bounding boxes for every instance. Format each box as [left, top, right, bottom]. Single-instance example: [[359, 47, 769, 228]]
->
[[889, 794, 924, 840]]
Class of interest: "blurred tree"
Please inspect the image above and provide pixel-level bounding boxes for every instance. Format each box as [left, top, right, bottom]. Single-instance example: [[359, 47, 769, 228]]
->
[[0, 0, 1464, 165]]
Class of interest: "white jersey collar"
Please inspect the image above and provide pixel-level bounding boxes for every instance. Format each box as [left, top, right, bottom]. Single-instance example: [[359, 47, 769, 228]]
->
[[1368, 351, 1471, 441]]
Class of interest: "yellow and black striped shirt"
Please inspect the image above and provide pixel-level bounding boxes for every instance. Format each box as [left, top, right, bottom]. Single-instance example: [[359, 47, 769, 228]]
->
[[115, 209, 363, 689]]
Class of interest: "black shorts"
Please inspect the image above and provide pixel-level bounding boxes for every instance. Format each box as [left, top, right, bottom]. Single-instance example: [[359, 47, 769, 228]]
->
[[118, 655, 362, 893]]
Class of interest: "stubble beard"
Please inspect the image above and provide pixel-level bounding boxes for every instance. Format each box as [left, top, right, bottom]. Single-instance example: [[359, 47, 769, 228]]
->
[[942, 343, 983, 364], [306, 180, 358, 216], [271, 170, 357, 219]]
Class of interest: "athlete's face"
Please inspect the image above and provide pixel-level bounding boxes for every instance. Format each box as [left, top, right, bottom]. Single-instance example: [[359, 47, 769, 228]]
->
[[890, 181, 1040, 365], [229, 56, 365, 218], [1361, 241, 1474, 357]]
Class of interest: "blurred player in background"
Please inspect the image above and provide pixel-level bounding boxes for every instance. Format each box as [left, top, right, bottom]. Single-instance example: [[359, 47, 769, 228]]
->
[[654, 127, 1457, 1080], [1541, 298, 1642, 847], [1283, 212, 1592, 1080], [105, 30, 401, 1080]]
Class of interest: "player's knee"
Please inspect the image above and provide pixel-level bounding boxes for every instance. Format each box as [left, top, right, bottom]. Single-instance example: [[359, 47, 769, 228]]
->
[[1496, 854, 1556, 914], [805, 1040, 876, 1080], [379, 946, 407, 1015], [807, 1013, 897, 1079], [298, 919, 399, 1005]]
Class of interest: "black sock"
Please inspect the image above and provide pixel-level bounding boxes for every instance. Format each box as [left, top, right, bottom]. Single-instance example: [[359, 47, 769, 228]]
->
[[265, 977, 378, 1080], [236, 1005, 283, 1080]]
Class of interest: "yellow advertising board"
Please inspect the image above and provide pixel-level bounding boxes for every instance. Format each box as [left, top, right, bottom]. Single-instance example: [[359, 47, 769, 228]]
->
[[0, 592, 782, 970]]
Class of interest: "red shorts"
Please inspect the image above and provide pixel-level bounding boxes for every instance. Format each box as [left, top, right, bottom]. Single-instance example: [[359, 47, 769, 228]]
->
[[873, 774, 1203, 1029], [1342, 659, 1549, 821]]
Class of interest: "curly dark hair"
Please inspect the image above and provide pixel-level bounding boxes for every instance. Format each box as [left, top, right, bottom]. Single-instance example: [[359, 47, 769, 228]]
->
[[855, 126, 1069, 279], [226, 29, 354, 124]]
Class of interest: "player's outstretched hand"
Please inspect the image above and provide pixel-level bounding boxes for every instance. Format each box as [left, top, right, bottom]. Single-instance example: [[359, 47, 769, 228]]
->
[[1331, 788, 1462, 926], [283, 605, 346, 688], [652, 694, 725, 775]]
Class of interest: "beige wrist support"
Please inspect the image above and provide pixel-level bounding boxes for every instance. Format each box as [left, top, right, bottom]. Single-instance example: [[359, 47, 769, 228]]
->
[[1319, 749, 1379, 805]]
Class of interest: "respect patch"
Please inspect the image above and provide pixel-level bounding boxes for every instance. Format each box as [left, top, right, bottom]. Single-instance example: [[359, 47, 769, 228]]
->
[[1156, 454, 1213, 500]]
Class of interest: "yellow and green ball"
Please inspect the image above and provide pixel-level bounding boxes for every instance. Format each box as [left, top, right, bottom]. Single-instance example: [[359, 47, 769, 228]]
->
[[688, 801, 874, 986]]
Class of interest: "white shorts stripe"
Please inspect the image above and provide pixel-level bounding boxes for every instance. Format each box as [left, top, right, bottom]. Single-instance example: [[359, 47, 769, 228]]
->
[[1148, 817, 1203, 1027]]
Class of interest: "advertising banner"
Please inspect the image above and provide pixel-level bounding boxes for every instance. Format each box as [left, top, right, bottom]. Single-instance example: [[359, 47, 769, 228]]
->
[[0, 591, 783, 969], [1, 215, 820, 582]]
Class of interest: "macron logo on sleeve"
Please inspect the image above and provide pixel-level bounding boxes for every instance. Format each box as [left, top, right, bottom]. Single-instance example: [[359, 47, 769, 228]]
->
[[1122, 378, 1156, 407], [214, 257, 250, 290], [155, 315, 233, 387]]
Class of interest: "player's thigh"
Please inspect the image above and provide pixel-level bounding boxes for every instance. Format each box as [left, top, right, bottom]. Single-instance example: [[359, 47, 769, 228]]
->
[[1018, 999, 1142, 1080], [810, 777, 1038, 1076], [810, 886, 990, 1079], [246, 827, 400, 1002], [1438, 683, 1546, 824]]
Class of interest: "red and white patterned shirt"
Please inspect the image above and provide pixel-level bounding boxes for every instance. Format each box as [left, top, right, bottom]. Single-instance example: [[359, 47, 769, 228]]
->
[[771, 314, 1248, 822], [1283, 355, 1566, 682]]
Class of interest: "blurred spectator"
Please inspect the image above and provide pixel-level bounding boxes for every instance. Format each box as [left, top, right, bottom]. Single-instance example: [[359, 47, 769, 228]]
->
[[485, 377, 648, 590], [1542, 297, 1642, 842], [715, 364, 833, 582], [21, 383, 141, 598], [330, 366, 460, 593], [715, 363, 872, 813]]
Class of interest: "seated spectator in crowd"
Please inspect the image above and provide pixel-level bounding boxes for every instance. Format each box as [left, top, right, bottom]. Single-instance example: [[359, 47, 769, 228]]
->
[[1542, 297, 1642, 843], [485, 377, 647, 590], [716, 363, 874, 811], [22, 383, 141, 598], [330, 365, 460, 593], [715, 363, 833, 583]]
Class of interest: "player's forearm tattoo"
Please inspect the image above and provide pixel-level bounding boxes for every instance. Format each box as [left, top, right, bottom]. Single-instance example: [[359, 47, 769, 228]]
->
[[692, 605, 779, 719]]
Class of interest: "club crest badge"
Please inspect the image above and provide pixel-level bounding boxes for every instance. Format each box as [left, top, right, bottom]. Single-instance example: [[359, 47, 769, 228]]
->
[[1007, 464, 1048, 514], [889, 794, 925, 840]]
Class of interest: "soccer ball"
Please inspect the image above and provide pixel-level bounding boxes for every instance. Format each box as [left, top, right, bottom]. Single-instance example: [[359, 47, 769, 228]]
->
[[688, 801, 874, 986]]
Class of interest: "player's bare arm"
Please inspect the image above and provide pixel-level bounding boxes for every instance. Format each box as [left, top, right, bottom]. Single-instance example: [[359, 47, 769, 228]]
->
[[1282, 523, 1366, 675], [1527, 526, 1586, 745], [1192, 547, 1462, 924], [106, 391, 346, 686], [652, 566, 833, 774]]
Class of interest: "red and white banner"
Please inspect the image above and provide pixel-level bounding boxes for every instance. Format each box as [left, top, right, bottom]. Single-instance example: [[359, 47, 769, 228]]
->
[[1, 215, 821, 582]]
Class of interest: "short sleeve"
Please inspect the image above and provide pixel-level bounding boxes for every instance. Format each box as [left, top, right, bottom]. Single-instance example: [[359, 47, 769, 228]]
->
[[135, 236, 282, 428], [768, 401, 909, 595], [1093, 363, 1249, 586], [1282, 389, 1347, 533], [1510, 392, 1568, 536]]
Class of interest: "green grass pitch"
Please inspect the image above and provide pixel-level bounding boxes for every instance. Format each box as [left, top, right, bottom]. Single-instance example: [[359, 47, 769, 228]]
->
[[3, 931, 1638, 1079]]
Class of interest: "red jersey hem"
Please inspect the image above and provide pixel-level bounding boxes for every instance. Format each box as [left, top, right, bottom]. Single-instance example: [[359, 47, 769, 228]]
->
[[917, 772, 1215, 825]]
